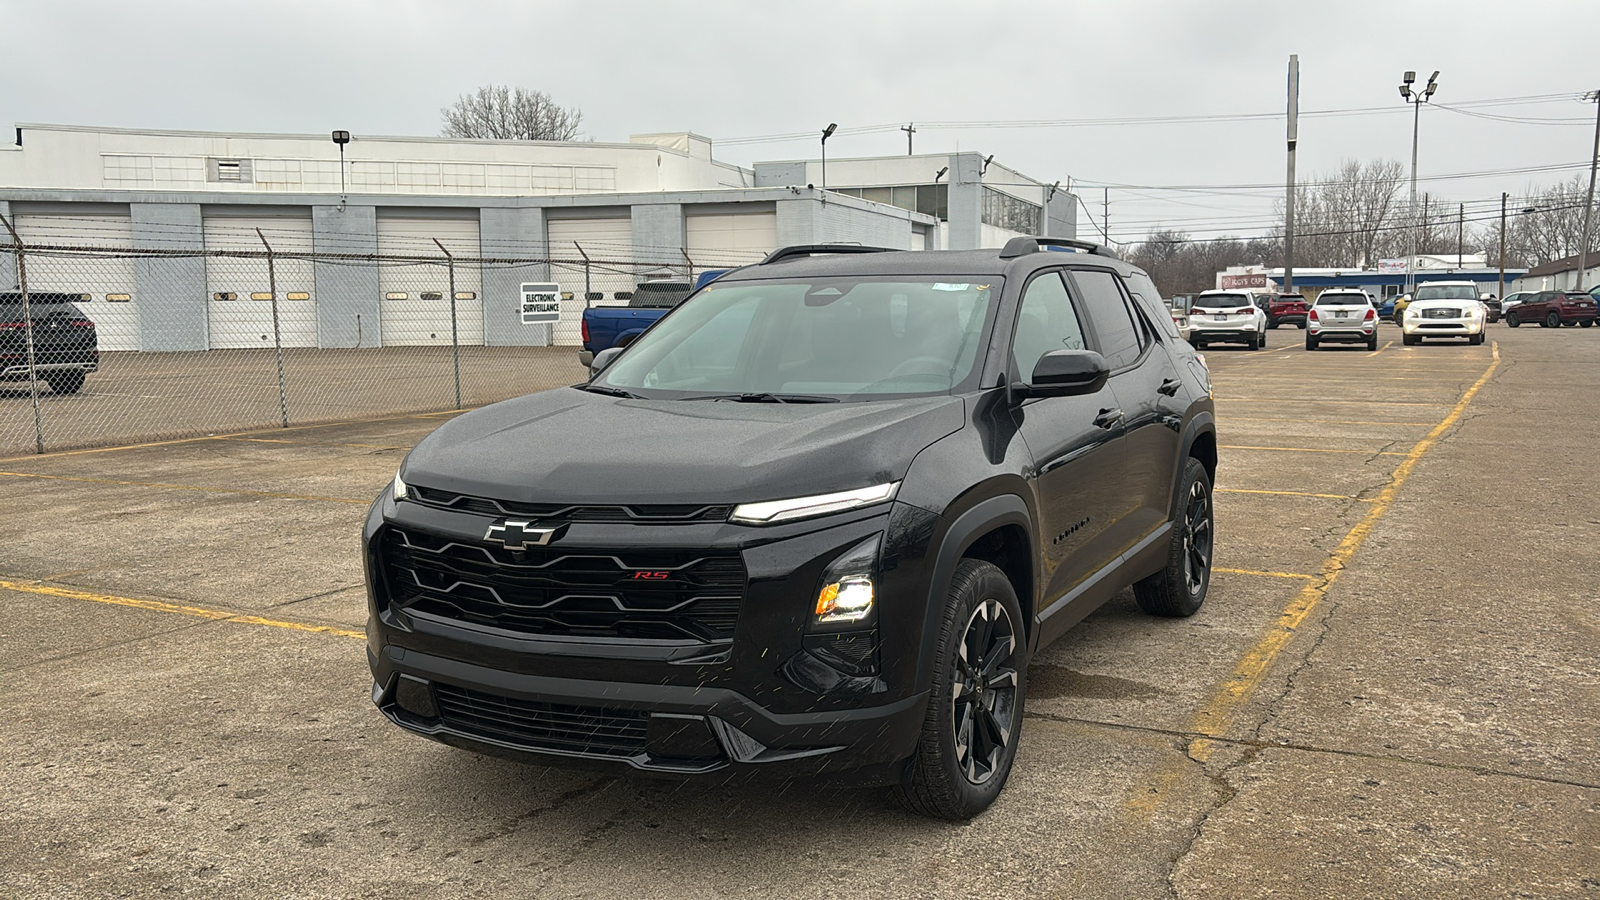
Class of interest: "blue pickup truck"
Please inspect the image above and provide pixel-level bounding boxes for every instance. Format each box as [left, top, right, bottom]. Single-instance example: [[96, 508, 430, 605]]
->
[[577, 271, 726, 366]]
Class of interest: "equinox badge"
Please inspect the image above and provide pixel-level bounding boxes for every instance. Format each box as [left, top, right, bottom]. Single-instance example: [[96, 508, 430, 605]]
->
[[484, 520, 557, 550]]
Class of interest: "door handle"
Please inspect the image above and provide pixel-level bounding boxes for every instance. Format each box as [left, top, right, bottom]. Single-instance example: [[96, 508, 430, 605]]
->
[[1158, 378, 1181, 396], [1093, 407, 1124, 430]]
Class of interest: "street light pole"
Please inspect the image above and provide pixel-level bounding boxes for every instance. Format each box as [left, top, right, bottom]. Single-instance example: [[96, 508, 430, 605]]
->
[[1399, 70, 1438, 297], [820, 123, 837, 190], [1576, 91, 1600, 293], [1285, 54, 1299, 295]]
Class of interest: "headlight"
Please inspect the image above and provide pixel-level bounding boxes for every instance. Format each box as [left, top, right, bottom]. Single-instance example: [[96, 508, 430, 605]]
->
[[813, 534, 881, 627], [731, 482, 898, 525], [392, 470, 408, 501]]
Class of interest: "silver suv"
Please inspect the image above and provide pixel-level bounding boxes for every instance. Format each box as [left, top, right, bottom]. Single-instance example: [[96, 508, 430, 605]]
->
[[1306, 290, 1378, 351]]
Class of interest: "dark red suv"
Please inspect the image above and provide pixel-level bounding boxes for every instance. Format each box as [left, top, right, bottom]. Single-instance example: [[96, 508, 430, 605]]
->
[[1264, 293, 1309, 329], [1503, 291, 1597, 328]]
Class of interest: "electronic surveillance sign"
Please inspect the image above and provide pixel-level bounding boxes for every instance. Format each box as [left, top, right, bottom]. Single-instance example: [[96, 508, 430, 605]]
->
[[520, 282, 561, 325]]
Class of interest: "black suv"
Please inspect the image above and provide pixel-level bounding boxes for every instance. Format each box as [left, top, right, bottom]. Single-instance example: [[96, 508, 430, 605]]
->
[[364, 238, 1218, 819], [1, 292, 99, 394]]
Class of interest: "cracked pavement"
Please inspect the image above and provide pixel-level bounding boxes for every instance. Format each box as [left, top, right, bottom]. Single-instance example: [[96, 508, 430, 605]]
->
[[2, 325, 1597, 898]]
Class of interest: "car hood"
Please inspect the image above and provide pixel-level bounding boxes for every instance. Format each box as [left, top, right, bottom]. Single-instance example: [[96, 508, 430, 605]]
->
[[401, 388, 968, 505]]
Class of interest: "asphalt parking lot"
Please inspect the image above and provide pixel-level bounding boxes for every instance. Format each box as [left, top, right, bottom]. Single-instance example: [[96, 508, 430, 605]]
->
[[2, 323, 1597, 898]]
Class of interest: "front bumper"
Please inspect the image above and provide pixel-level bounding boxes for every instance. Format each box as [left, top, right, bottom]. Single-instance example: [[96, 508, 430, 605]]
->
[[1402, 317, 1483, 336], [370, 647, 925, 779], [363, 488, 944, 780]]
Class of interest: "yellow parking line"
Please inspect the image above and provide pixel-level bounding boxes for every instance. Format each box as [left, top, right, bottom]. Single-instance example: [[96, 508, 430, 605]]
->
[[1219, 445, 1407, 456], [1368, 340, 1394, 356], [1222, 417, 1436, 427], [1216, 398, 1450, 406], [1217, 488, 1377, 502], [1213, 567, 1318, 580], [0, 470, 370, 504], [1124, 342, 1500, 820], [0, 579, 364, 640]]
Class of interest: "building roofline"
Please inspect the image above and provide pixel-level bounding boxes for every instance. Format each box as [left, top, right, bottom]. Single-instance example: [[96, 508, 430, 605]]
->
[[13, 122, 695, 157]]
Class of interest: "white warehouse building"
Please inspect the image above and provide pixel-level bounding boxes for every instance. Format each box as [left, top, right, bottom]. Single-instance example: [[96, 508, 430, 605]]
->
[[0, 124, 1075, 351]]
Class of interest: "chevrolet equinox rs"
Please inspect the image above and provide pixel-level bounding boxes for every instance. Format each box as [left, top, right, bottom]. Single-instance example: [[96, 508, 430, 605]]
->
[[364, 237, 1219, 820]]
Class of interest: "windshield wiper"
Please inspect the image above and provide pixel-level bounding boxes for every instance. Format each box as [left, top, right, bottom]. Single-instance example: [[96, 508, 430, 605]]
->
[[576, 384, 644, 399], [679, 392, 839, 404]]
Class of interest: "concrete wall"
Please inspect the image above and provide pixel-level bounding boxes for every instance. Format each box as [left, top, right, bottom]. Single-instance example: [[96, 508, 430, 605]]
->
[[946, 152, 984, 251], [480, 206, 550, 346], [311, 205, 380, 348], [775, 194, 919, 250], [0, 200, 14, 289], [131, 203, 206, 351], [631, 204, 686, 273]]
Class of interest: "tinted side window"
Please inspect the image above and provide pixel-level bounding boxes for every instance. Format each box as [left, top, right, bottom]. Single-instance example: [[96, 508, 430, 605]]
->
[[1012, 271, 1086, 380], [1071, 269, 1142, 369], [1126, 271, 1179, 340]]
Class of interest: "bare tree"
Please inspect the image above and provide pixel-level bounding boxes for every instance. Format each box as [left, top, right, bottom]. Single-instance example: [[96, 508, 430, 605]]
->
[[440, 85, 583, 141], [1126, 230, 1281, 297], [1279, 159, 1405, 268], [1474, 175, 1600, 268]]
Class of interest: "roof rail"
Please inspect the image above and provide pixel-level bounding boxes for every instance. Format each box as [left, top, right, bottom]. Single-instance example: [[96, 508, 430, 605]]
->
[[998, 236, 1119, 260], [759, 244, 899, 265]]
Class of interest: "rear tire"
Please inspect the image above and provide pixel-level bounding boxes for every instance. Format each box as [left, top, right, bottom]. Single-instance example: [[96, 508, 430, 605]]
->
[[1367, 335, 1379, 351], [1134, 457, 1213, 618], [1305, 336, 1318, 351], [44, 371, 86, 395], [1581, 319, 1594, 328], [1298, 321, 1307, 330], [1506, 312, 1520, 327], [893, 559, 1026, 821], [1267, 320, 1279, 330]]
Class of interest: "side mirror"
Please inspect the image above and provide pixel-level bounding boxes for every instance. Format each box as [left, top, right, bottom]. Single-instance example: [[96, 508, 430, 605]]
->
[[590, 346, 623, 379], [1015, 349, 1109, 399]]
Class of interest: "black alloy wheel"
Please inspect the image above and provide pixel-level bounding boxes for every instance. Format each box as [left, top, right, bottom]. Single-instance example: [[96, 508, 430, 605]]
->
[[1507, 312, 1520, 327], [950, 599, 1020, 786], [895, 559, 1026, 820], [1134, 457, 1213, 617], [1546, 311, 1562, 328]]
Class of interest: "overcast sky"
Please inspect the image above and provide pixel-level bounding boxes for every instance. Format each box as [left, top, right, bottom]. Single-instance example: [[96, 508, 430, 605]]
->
[[6, 0, 1599, 245]]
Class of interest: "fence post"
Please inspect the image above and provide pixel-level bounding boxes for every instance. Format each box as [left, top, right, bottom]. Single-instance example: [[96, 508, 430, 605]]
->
[[574, 242, 592, 307], [1, 213, 45, 454], [682, 248, 696, 282], [256, 228, 290, 428], [433, 238, 462, 410]]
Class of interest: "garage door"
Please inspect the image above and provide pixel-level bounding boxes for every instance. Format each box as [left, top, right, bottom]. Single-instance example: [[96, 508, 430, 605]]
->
[[547, 216, 632, 346], [14, 214, 141, 351], [204, 214, 317, 350], [377, 216, 483, 346], [686, 211, 777, 269]]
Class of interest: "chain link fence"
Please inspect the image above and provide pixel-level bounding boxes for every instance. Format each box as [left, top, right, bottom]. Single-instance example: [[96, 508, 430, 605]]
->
[[1, 217, 766, 455]]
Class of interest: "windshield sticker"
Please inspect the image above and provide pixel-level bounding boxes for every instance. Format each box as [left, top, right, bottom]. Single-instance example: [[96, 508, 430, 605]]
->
[[932, 283, 972, 291]]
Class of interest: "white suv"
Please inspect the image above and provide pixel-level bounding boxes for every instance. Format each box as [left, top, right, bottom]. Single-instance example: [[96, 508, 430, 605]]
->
[[1189, 290, 1269, 350], [1403, 281, 1487, 346], [1306, 290, 1378, 351]]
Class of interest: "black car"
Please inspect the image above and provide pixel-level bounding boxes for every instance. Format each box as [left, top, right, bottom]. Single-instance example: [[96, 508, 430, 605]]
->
[[364, 238, 1218, 819], [0, 292, 99, 394]]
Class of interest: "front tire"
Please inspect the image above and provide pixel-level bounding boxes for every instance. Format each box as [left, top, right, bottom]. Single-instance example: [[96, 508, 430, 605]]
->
[[1134, 457, 1213, 618], [894, 559, 1026, 821], [1545, 312, 1561, 328], [1507, 312, 1520, 327], [1469, 333, 1484, 346], [1403, 333, 1419, 346]]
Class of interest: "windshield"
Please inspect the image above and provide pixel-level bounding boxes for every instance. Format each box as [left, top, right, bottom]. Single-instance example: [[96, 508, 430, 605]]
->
[[595, 277, 998, 400], [1413, 285, 1477, 301], [1193, 294, 1248, 308], [1315, 293, 1369, 306]]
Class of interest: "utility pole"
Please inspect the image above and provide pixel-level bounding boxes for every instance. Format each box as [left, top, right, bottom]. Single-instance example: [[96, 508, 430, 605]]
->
[[1577, 90, 1600, 293], [1499, 192, 1508, 301], [901, 123, 916, 156], [1285, 55, 1299, 295], [1457, 202, 1464, 267], [1103, 188, 1110, 247]]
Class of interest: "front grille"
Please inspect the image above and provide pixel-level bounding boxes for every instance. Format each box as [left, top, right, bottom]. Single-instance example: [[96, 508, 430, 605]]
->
[[433, 683, 647, 757], [409, 485, 731, 524], [1422, 307, 1461, 319], [381, 527, 745, 642]]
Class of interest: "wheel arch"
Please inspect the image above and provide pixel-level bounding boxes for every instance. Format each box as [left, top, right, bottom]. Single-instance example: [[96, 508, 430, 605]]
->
[[916, 493, 1035, 686]]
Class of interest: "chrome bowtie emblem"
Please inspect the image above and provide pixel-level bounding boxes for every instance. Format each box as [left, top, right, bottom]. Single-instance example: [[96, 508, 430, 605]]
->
[[484, 519, 556, 550]]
